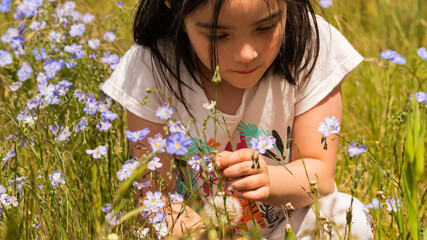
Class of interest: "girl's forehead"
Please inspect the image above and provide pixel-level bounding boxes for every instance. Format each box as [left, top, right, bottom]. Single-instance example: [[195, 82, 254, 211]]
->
[[188, 0, 283, 22]]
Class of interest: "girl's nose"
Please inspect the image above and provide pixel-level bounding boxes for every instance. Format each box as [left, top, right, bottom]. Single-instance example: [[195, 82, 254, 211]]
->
[[234, 43, 258, 63]]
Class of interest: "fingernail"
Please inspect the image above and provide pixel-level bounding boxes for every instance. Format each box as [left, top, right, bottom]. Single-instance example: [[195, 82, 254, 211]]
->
[[216, 158, 221, 168]]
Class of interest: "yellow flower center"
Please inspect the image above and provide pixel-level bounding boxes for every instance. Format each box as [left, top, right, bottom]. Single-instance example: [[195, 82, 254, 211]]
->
[[175, 143, 181, 149]]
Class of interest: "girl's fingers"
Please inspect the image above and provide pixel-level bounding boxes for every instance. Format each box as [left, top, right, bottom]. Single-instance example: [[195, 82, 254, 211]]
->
[[216, 149, 259, 170], [221, 160, 257, 178], [236, 186, 270, 202], [223, 174, 266, 191]]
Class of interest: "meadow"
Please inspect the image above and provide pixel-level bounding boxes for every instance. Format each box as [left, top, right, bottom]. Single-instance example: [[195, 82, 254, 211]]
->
[[0, 0, 426, 239]]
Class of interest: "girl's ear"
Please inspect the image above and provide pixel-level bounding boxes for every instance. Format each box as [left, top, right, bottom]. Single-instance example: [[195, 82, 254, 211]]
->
[[164, 0, 171, 9]]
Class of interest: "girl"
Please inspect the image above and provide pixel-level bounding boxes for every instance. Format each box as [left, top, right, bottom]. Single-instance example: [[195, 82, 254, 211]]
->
[[102, 0, 374, 239]]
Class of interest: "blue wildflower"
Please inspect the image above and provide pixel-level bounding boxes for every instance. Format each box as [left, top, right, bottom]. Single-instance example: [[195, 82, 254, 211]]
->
[[319, 0, 332, 8], [11, 36, 25, 49], [101, 203, 111, 213], [390, 53, 406, 65], [29, 20, 46, 31], [9, 82, 23, 91], [168, 192, 184, 203], [103, 31, 116, 42], [55, 127, 71, 141], [133, 181, 150, 189], [147, 156, 163, 171], [386, 196, 402, 212], [72, 50, 85, 59], [101, 110, 118, 121], [364, 198, 382, 209], [33, 47, 48, 60], [64, 44, 82, 53], [0, 50, 13, 66], [410, 92, 426, 105], [86, 145, 108, 159], [0, 2, 11, 13], [125, 128, 150, 142], [55, 80, 72, 96], [65, 61, 77, 68], [69, 23, 85, 37], [49, 123, 60, 135], [188, 155, 203, 171], [117, 158, 139, 181], [417, 47, 427, 61], [74, 117, 87, 132], [318, 116, 340, 136], [2, 149, 15, 162], [380, 49, 396, 60], [380, 49, 406, 65], [156, 103, 175, 120], [345, 141, 368, 158], [0, 185, 6, 194], [83, 99, 98, 114], [166, 132, 192, 155], [148, 133, 166, 153], [101, 52, 120, 64], [80, 13, 94, 23], [49, 170, 66, 187], [27, 98, 40, 110], [97, 120, 112, 131], [36, 72, 48, 83], [88, 39, 100, 49], [43, 59, 62, 74], [74, 89, 86, 102], [168, 121, 188, 134], [38, 82, 55, 97], [116, 1, 124, 7], [17, 62, 33, 82], [1, 28, 19, 43], [144, 191, 165, 212], [49, 31, 63, 43], [105, 211, 120, 226], [250, 133, 276, 154]]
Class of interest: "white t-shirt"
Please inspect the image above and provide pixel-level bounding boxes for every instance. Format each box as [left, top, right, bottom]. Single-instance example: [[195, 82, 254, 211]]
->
[[102, 16, 363, 237]]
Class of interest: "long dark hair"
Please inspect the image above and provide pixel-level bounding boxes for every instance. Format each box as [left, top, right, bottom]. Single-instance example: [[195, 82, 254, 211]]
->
[[133, 0, 320, 113]]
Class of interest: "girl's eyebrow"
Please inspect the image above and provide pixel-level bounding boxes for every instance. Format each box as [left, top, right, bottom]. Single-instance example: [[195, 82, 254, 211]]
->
[[195, 10, 282, 30]]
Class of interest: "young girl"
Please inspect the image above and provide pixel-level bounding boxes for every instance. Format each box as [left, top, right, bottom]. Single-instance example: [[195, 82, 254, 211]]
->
[[102, 0, 373, 238]]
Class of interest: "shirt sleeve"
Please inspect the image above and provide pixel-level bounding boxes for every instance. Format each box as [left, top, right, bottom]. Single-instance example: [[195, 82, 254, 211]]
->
[[294, 15, 364, 116], [101, 45, 167, 124]]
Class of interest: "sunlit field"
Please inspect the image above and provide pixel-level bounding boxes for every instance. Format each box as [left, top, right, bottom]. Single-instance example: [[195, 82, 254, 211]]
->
[[0, 0, 426, 239]]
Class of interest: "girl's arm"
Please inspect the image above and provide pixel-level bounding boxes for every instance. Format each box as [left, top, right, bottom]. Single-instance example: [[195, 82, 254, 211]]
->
[[217, 83, 343, 209], [127, 110, 205, 236]]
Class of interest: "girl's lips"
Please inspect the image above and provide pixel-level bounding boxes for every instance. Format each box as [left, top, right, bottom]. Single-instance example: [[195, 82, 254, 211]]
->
[[234, 67, 258, 74]]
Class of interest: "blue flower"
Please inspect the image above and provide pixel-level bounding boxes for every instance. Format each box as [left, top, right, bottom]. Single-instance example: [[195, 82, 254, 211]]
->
[[2, 149, 15, 162], [101, 110, 118, 121], [55, 80, 72, 96], [55, 127, 71, 141], [103, 31, 116, 42], [49, 123, 60, 135], [117, 158, 139, 181], [319, 0, 332, 8], [1, 28, 19, 43], [74, 89, 86, 102], [11, 36, 25, 49], [49, 170, 66, 187], [144, 191, 165, 212], [97, 120, 112, 131], [125, 128, 150, 142], [168, 192, 184, 203], [9, 82, 23, 91], [417, 47, 427, 60], [101, 52, 120, 64], [27, 98, 40, 110], [168, 121, 188, 134], [0, 185, 6, 194], [43, 59, 62, 74], [380, 49, 406, 65], [116, 1, 124, 7], [147, 156, 163, 171], [29, 20, 46, 31], [318, 116, 340, 136], [156, 103, 175, 120], [0, 2, 11, 13], [345, 141, 367, 158], [166, 132, 192, 155], [83, 99, 98, 115], [101, 203, 111, 213], [33, 47, 48, 60], [65, 61, 77, 68], [86, 145, 108, 159], [390, 53, 406, 65], [69, 23, 85, 37], [0, 50, 13, 66], [17, 62, 33, 82], [105, 211, 120, 226], [88, 39, 100, 49], [250, 133, 276, 154], [80, 13, 94, 23], [364, 198, 382, 209], [133, 181, 150, 189], [148, 133, 166, 153], [49, 31, 63, 43], [64, 44, 82, 53], [188, 155, 203, 171], [74, 117, 87, 133], [72, 50, 86, 59], [410, 92, 426, 105], [386, 196, 402, 212], [38, 82, 56, 97]]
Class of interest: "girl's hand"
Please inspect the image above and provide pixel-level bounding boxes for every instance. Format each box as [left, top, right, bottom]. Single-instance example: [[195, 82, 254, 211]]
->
[[216, 149, 270, 202]]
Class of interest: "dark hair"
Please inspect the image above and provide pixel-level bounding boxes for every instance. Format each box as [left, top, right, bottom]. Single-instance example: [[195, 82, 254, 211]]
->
[[133, 0, 320, 113]]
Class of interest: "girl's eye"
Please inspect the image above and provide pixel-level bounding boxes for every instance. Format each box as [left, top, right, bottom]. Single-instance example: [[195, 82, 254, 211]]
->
[[206, 34, 228, 40], [257, 24, 277, 32]]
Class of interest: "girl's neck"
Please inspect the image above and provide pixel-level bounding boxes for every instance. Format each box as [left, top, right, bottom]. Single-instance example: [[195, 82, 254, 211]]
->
[[199, 65, 245, 115]]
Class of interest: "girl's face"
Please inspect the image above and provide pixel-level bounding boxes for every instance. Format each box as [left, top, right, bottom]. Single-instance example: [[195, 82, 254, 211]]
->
[[184, 0, 287, 89]]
